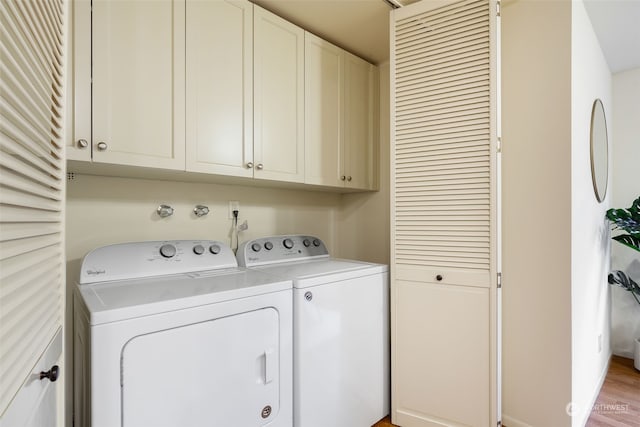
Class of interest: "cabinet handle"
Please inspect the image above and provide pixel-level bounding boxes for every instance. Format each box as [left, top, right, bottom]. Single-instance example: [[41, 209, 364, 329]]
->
[[96, 142, 108, 151], [341, 176, 346, 181], [436, 274, 443, 281], [256, 163, 264, 170], [246, 162, 254, 169], [347, 176, 352, 182], [77, 139, 88, 149]]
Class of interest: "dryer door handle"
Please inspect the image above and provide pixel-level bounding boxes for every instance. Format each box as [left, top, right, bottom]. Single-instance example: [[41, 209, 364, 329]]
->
[[264, 349, 275, 384]]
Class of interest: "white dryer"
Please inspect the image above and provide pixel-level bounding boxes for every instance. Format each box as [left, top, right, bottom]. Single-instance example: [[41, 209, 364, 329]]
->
[[237, 235, 390, 427], [73, 240, 292, 427]]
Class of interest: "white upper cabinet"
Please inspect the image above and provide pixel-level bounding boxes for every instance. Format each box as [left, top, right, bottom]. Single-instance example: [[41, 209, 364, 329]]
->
[[185, 0, 253, 177], [304, 33, 343, 188], [66, 0, 91, 161], [253, 6, 305, 183], [304, 33, 377, 190], [91, 0, 186, 170], [343, 53, 376, 190], [67, 0, 378, 191]]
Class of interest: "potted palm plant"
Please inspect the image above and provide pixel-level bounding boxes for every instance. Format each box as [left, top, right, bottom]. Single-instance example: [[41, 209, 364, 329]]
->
[[607, 196, 640, 369]]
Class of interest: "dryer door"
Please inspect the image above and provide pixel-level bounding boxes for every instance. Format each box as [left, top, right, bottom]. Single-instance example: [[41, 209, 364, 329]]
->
[[121, 307, 280, 426]]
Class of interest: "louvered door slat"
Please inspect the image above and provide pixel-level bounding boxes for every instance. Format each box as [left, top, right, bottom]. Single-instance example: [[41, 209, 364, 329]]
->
[[0, 0, 64, 417], [391, 0, 498, 425]]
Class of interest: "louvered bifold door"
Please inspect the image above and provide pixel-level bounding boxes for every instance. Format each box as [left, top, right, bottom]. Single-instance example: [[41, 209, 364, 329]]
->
[[391, 0, 499, 426], [0, 0, 65, 420]]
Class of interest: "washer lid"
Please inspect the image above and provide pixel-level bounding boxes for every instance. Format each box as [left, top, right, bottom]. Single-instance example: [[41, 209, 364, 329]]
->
[[251, 258, 388, 289], [77, 268, 291, 325]]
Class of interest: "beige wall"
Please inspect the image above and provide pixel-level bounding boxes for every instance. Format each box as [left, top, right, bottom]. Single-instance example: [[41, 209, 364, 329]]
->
[[338, 61, 390, 265], [502, 1, 573, 426], [65, 175, 342, 263]]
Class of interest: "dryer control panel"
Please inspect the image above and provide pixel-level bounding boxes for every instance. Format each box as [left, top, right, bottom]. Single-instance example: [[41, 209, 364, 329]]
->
[[237, 235, 329, 267], [79, 240, 237, 284]]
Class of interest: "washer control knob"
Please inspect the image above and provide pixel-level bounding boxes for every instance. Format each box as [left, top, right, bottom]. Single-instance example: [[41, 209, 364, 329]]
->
[[159, 244, 177, 258], [283, 238, 294, 249], [303, 239, 311, 247], [209, 244, 221, 255], [193, 244, 205, 255], [251, 243, 262, 252], [312, 239, 321, 247], [264, 241, 273, 251]]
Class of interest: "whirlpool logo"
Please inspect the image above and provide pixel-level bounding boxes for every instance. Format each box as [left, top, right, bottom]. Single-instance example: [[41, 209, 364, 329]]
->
[[86, 269, 106, 276]]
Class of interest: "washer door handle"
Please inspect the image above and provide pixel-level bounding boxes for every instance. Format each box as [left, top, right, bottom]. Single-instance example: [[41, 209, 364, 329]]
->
[[264, 349, 275, 384]]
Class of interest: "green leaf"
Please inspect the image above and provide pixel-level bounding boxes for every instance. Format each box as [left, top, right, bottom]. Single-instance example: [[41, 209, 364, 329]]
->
[[612, 234, 640, 252]]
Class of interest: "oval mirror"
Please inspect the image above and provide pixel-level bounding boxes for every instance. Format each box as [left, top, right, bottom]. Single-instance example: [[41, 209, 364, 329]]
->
[[590, 99, 608, 202]]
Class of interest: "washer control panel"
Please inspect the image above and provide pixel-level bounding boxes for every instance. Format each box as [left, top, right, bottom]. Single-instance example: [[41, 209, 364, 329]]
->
[[79, 240, 236, 284], [237, 235, 329, 267]]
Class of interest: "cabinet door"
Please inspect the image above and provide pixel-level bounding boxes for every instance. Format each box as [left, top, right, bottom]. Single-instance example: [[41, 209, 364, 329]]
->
[[254, 6, 304, 183], [391, 0, 499, 426], [92, 0, 185, 170], [66, 0, 91, 161], [304, 33, 343, 187], [186, 0, 253, 177], [344, 53, 376, 190]]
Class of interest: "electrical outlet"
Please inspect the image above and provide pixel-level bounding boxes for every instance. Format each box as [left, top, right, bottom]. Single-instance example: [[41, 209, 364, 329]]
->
[[228, 201, 239, 219], [597, 334, 602, 353]]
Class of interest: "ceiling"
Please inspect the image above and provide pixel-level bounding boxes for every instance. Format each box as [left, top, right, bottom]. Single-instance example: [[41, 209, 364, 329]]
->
[[253, 0, 640, 73], [251, 0, 393, 64], [584, 0, 640, 73]]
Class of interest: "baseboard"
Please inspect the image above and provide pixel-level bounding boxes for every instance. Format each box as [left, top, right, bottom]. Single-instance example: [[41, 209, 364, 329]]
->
[[501, 414, 534, 427]]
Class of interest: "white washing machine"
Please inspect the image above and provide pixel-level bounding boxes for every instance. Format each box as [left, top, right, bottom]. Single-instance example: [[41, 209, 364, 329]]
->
[[73, 240, 293, 427], [237, 235, 390, 427]]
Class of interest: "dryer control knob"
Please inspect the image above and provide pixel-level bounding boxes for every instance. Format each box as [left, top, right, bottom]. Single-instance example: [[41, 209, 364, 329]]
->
[[312, 239, 321, 247], [264, 241, 273, 251], [209, 244, 221, 255], [193, 244, 205, 255], [251, 243, 262, 252], [283, 238, 294, 249], [303, 239, 311, 247], [159, 244, 177, 258]]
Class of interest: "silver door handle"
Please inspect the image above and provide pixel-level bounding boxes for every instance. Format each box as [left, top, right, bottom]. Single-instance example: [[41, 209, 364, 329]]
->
[[96, 142, 108, 151], [256, 163, 264, 170]]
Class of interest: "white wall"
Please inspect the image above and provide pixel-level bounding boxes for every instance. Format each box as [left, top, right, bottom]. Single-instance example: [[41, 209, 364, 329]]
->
[[502, 1, 573, 425], [570, 2, 612, 426], [611, 67, 640, 358]]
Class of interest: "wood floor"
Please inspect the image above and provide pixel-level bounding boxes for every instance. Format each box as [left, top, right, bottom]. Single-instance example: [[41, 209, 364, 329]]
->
[[586, 356, 640, 427], [372, 356, 640, 427]]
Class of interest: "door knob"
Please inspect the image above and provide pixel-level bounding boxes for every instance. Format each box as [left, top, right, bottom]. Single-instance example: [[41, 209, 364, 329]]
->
[[96, 142, 108, 151], [77, 139, 88, 149], [39, 365, 60, 382], [246, 162, 254, 169], [256, 163, 264, 170]]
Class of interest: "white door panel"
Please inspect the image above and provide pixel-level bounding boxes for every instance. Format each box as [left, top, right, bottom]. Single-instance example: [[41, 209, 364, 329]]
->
[[122, 308, 279, 427], [0, 331, 62, 427]]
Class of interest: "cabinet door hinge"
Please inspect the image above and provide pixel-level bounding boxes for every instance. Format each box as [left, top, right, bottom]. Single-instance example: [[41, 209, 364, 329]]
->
[[496, 1, 501, 17], [497, 137, 502, 153], [497, 272, 502, 289], [498, 421, 502, 427]]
